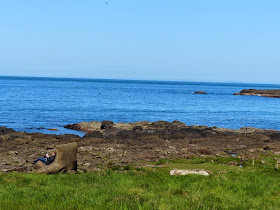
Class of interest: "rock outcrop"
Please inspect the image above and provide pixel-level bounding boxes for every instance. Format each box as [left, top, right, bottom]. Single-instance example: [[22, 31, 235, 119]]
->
[[194, 91, 207, 94], [0, 127, 15, 135], [64, 120, 280, 141], [34, 142, 78, 174], [234, 89, 280, 98], [2, 121, 280, 173]]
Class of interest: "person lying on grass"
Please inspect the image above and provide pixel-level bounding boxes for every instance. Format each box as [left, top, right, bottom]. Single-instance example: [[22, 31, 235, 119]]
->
[[32, 152, 56, 165]]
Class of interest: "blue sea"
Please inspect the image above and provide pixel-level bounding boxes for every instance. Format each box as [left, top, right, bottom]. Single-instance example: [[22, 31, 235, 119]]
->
[[1, 76, 280, 136]]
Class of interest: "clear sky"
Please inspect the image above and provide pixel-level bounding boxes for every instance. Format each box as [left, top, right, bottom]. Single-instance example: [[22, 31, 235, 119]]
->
[[0, 0, 279, 83]]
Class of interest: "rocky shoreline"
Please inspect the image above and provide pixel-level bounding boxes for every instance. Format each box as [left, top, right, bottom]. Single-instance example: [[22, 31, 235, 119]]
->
[[1, 120, 280, 173], [234, 89, 280, 98]]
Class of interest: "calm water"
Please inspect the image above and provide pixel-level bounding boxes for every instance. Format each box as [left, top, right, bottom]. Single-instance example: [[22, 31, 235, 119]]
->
[[1, 76, 280, 135]]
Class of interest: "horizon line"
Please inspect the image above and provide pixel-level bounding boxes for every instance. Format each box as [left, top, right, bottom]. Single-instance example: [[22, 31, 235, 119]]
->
[[0, 75, 280, 86]]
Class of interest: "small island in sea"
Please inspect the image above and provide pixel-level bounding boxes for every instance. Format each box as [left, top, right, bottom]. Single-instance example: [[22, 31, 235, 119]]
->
[[194, 91, 207, 94], [234, 89, 280, 98]]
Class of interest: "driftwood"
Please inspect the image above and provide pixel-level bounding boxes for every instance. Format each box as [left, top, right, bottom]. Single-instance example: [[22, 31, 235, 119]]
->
[[34, 142, 78, 174]]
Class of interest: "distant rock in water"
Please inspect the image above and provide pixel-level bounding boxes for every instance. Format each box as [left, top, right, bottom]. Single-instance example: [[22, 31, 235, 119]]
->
[[47, 128, 59, 131], [234, 89, 280, 98], [194, 91, 207, 94]]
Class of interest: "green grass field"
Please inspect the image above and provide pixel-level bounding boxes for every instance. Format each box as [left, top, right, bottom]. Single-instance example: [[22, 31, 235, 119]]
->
[[1, 158, 280, 209]]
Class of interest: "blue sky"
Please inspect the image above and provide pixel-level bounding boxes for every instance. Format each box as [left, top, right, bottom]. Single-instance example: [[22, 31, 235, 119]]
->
[[0, 0, 279, 83]]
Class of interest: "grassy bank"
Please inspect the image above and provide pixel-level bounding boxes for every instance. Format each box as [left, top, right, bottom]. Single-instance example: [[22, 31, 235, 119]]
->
[[1, 158, 280, 209]]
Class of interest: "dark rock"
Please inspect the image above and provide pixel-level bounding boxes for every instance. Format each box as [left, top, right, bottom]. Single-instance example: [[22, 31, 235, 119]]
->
[[234, 89, 280, 98], [194, 91, 207, 94], [171, 120, 187, 129], [0, 127, 15, 135], [151, 121, 171, 130], [263, 145, 275, 151], [83, 131, 103, 139], [57, 134, 81, 141], [115, 130, 138, 140], [47, 128, 59, 131], [263, 146, 272, 151], [133, 126, 143, 131], [103, 127, 121, 138], [101, 120, 113, 129], [64, 123, 81, 130], [29, 127, 45, 130], [197, 148, 213, 155]]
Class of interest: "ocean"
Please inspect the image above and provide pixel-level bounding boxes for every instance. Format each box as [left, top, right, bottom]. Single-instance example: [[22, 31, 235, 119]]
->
[[1, 76, 280, 136]]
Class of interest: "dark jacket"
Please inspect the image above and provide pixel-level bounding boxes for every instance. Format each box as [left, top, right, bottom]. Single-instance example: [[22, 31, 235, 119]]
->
[[46, 155, 56, 165]]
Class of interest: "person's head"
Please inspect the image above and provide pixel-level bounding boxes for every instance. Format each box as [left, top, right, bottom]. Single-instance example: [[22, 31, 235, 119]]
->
[[52, 152, 56, 156]]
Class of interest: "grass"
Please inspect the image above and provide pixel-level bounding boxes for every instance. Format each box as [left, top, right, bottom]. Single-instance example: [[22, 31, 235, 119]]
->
[[1, 158, 280, 209]]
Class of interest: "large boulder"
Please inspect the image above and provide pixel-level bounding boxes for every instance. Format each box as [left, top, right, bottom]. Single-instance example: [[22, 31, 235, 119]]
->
[[34, 142, 78, 174], [101, 120, 113, 129], [34, 161, 45, 169]]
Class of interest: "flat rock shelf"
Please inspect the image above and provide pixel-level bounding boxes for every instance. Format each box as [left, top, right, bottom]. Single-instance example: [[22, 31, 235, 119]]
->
[[2, 120, 280, 173], [234, 89, 280, 98]]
